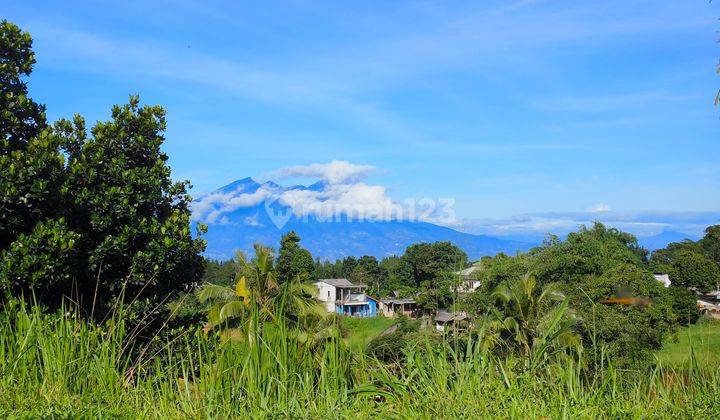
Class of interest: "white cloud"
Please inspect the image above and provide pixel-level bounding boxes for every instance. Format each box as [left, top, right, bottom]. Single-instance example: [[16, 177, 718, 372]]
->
[[191, 184, 277, 223], [587, 203, 611, 213], [192, 161, 459, 225], [456, 210, 720, 238], [264, 160, 376, 184], [278, 182, 400, 221]]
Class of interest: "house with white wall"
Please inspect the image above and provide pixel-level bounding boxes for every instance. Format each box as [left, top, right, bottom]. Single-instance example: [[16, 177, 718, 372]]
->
[[314, 278, 379, 317]]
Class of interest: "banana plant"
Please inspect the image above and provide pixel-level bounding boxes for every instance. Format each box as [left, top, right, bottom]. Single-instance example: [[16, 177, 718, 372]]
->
[[490, 273, 581, 370]]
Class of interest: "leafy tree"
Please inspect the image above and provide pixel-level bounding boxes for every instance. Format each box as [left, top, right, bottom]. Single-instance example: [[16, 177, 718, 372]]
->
[[0, 131, 66, 251], [649, 240, 704, 274], [1, 219, 80, 300], [699, 225, 720, 265], [0, 20, 46, 151], [415, 275, 454, 312], [532, 223, 646, 285], [667, 285, 699, 325], [341, 256, 357, 278], [668, 250, 720, 292], [58, 97, 206, 313], [0, 21, 205, 319], [0, 21, 59, 252], [349, 255, 382, 294], [276, 231, 314, 284], [202, 258, 236, 287], [404, 241, 467, 286], [463, 254, 531, 316], [475, 223, 676, 370], [563, 263, 674, 370], [313, 258, 344, 280], [379, 255, 414, 293]]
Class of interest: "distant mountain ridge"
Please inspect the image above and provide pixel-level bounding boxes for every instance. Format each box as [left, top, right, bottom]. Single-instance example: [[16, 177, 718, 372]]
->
[[637, 231, 697, 251], [192, 178, 533, 260]]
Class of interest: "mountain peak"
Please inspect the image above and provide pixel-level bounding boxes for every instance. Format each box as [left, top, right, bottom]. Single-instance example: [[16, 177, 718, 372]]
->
[[217, 177, 261, 194]]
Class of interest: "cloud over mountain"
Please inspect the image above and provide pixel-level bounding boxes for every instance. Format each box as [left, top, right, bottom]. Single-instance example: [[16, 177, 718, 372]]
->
[[264, 160, 376, 184]]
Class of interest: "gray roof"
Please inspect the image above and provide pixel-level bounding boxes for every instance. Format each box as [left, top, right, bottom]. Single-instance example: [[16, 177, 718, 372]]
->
[[317, 278, 366, 288], [435, 310, 468, 323], [383, 298, 416, 305]]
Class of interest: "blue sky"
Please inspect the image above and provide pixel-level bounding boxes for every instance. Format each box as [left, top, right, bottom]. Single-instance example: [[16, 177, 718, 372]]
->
[[5, 1, 720, 237]]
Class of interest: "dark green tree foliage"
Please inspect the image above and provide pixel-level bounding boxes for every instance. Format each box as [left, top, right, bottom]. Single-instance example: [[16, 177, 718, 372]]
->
[[276, 231, 314, 283], [668, 250, 720, 292], [415, 275, 454, 312], [341, 256, 357, 278], [699, 225, 720, 265], [0, 130, 66, 250], [0, 21, 205, 316], [530, 225, 673, 369], [532, 223, 647, 284], [1, 219, 80, 299], [59, 97, 205, 311], [462, 224, 676, 369], [313, 258, 344, 280], [462, 254, 530, 315], [202, 259, 236, 287], [566, 264, 673, 370], [349, 255, 382, 293], [0, 20, 46, 150], [649, 240, 704, 274], [378, 255, 414, 293], [403, 241, 467, 286], [667, 285, 699, 325], [0, 21, 59, 251]]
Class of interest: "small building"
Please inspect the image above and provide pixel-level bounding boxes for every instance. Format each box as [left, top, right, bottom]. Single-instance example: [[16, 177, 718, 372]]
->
[[314, 278, 378, 317], [434, 310, 469, 332], [382, 298, 420, 318], [653, 273, 671, 288], [455, 265, 482, 293], [698, 300, 720, 319]]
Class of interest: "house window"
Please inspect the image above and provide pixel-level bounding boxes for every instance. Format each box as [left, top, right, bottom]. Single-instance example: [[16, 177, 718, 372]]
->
[[327, 291, 330, 298]]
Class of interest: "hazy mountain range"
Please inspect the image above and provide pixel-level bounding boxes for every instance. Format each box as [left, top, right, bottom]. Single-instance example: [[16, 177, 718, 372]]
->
[[192, 178, 532, 260], [192, 178, 697, 261]]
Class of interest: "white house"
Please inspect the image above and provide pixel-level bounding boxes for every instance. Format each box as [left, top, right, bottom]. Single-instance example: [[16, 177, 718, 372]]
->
[[314, 278, 379, 317], [653, 273, 671, 288], [454, 264, 482, 293]]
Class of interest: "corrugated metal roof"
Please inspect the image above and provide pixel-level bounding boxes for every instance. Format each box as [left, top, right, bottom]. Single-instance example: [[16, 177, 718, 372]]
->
[[435, 310, 468, 323], [317, 278, 366, 288]]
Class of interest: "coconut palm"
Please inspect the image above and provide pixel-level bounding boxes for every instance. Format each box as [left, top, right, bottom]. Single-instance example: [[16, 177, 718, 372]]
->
[[199, 244, 326, 341], [490, 273, 581, 370]]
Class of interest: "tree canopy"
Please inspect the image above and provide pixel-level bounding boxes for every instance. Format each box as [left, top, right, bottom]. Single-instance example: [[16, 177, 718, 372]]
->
[[276, 231, 314, 284], [0, 21, 205, 318]]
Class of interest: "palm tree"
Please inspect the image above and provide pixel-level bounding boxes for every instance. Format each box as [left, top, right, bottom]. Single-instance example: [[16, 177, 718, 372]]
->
[[198, 244, 326, 341], [490, 273, 581, 370]]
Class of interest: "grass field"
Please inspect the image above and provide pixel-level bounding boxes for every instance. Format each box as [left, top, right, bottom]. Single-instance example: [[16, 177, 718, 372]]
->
[[2, 303, 720, 417], [657, 319, 720, 368], [341, 316, 396, 350]]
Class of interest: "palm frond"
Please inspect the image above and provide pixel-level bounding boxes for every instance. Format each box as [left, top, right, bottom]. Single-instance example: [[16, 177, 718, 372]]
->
[[198, 283, 235, 303]]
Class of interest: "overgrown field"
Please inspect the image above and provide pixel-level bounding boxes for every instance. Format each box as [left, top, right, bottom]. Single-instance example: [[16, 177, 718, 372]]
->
[[658, 319, 720, 368], [341, 316, 396, 351], [1, 302, 719, 419]]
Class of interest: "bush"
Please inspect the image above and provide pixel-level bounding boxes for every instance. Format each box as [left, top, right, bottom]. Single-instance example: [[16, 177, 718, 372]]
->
[[667, 286, 699, 325], [367, 331, 407, 364]]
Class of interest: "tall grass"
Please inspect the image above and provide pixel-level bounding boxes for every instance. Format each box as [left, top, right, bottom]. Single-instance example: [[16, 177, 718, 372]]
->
[[1, 299, 719, 418]]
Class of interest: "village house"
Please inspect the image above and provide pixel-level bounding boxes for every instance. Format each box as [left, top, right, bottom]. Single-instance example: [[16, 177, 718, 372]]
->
[[382, 298, 420, 318], [455, 264, 482, 293], [653, 273, 671, 287], [314, 278, 379, 317], [434, 310, 469, 332]]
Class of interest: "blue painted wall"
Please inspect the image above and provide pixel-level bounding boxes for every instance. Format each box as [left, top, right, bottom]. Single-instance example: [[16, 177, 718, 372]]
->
[[366, 297, 378, 316], [334, 297, 379, 317]]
